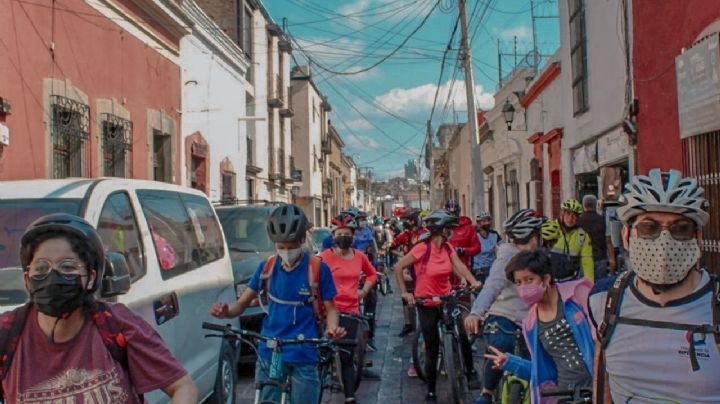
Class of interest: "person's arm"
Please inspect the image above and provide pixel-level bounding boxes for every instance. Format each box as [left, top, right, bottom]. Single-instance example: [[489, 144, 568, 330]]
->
[[463, 232, 481, 258], [210, 285, 259, 318], [606, 236, 616, 273], [581, 234, 595, 283], [394, 252, 417, 305], [323, 300, 346, 339], [470, 255, 510, 317], [163, 374, 198, 404], [450, 251, 480, 289]]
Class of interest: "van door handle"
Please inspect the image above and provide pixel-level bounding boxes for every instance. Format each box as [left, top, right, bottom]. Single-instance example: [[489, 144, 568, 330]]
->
[[153, 292, 179, 325]]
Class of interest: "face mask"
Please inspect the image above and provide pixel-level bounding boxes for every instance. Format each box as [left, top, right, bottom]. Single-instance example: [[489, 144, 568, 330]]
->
[[28, 271, 87, 318], [517, 282, 546, 307], [334, 235, 354, 249], [358, 220, 368, 228], [629, 231, 700, 285], [277, 247, 304, 266]]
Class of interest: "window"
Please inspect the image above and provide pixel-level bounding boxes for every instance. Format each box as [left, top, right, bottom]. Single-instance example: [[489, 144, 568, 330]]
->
[[137, 190, 223, 279], [246, 178, 254, 200], [568, 0, 588, 115], [507, 168, 520, 215], [50, 95, 90, 178], [153, 129, 172, 182], [246, 93, 256, 166], [97, 192, 145, 281], [242, 6, 253, 58], [101, 114, 132, 177], [217, 207, 275, 254], [222, 170, 236, 200]]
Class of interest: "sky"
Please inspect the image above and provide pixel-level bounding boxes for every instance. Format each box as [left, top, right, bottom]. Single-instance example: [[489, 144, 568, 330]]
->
[[264, 0, 560, 180]]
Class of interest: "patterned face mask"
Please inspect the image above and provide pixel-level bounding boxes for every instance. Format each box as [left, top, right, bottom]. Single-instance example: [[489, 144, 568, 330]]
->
[[629, 231, 700, 285]]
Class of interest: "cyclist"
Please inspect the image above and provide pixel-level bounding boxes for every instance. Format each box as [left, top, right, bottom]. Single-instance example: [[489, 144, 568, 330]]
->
[[445, 199, 481, 274], [547, 198, 595, 282], [350, 211, 380, 352], [394, 209, 481, 402], [210, 204, 345, 403], [589, 169, 720, 403], [0, 214, 197, 402], [577, 194, 610, 280], [389, 207, 425, 338], [464, 208, 545, 404], [485, 250, 595, 401], [472, 211, 502, 284], [319, 213, 377, 402]]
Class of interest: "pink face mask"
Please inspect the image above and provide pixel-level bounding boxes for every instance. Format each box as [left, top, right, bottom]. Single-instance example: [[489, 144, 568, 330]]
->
[[517, 283, 546, 307]]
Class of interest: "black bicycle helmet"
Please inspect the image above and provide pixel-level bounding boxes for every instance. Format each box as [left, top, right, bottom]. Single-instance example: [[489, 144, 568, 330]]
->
[[423, 209, 459, 231], [20, 214, 106, 293], [445, 199, 461, 216], [267, 204, 309, 243]]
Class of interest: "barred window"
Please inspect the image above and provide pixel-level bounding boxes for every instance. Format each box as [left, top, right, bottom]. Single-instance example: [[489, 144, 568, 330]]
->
[[568, 0, 588, 115], [222, 170, 236, 200], [101, 113, 132, 177], [50, 95, 89, 178]]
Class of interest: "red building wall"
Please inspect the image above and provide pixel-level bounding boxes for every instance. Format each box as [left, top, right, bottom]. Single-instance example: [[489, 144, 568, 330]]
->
[[0, 0, 181, 180], [632, 1, 720, 173]]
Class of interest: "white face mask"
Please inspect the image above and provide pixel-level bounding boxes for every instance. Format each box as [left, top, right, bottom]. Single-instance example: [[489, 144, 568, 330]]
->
[[629, 231, 700, 285], [277, 247, 304, 266]]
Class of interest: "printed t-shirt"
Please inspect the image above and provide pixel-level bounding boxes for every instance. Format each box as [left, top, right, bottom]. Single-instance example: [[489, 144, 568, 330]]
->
[[248, 253, 337, 363], [319, 249, 377, 314], [410, 241, 456, 305], [3, 304, 187, 403], [538, 301, 592, 388]]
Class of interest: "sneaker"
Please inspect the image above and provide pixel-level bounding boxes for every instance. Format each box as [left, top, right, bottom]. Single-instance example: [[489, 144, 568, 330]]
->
[[467, 370, 482, 390], [362, 368, 381, 380], [407, 365, 418, 377], [425, 392, 437, 402], [397, 325, 413, 337], [367, 339, 378, 352], [473, 393, 493, 404]]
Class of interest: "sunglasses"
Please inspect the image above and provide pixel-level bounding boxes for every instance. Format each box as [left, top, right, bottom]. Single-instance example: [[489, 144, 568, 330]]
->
[[633, 219, 696, 241]]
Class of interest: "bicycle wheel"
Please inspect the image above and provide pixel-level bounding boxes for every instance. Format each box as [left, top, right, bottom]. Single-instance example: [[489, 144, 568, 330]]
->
[[379, 274, 388, 295], [353, 325, 369, 391], [412, 329, 427, 381], [442, 332, 469, 404]]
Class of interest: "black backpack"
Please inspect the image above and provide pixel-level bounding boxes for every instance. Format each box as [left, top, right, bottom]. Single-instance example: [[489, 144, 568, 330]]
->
[[0, 301, 141, 402]]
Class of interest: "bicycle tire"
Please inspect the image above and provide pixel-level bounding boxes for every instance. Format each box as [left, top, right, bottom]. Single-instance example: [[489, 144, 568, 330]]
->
[[412, 329, 427, 381], [353, 326, 369, 391], [443, 332, 470, 404], [507, 380, 524, 404], [379, 275, 388, 295]]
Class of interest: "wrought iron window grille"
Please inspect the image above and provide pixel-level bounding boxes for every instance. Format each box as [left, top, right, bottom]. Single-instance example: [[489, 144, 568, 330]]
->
[[100, 113, 133, 151], [50, 95, 90, 178]]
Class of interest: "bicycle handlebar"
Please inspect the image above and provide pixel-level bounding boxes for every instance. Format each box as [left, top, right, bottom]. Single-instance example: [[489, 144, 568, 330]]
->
[[540, 386, 592, 402], [202, 322, 357, 347], [414, 287, 473, 306]]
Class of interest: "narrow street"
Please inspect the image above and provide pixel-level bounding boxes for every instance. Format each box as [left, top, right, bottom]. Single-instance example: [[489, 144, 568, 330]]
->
[[236, 277, 484, 403]]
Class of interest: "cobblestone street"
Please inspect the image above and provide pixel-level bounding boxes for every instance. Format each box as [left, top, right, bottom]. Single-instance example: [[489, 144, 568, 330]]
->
[[236, 277, 484, 403]]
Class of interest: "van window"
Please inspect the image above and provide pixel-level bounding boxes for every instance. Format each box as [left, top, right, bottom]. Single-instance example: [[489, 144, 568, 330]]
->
[[179, 193, 225, 264], [137, 190, 221, 279], [97, 192, 145, 282]]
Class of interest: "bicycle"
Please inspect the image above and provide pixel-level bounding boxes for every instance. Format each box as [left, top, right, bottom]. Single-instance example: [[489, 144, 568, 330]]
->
[[412, 288, 475, 404], [486, 323, 530, 404], [375, 259, 390, 296], [540, 386, 593, 403], [202, 322, 355, 404]]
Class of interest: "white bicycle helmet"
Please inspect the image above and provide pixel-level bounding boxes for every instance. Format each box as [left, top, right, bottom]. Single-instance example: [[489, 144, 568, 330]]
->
[[502, 209, 546, 240], [476, 211, 492, 220], [617, 169, 709, 227]]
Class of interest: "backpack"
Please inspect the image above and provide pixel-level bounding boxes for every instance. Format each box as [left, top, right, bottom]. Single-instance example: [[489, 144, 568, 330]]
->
[[549, 228, 587, 281], [0, 301, 141, 402], [594, 271, 720, 403], [417, 240, 454, 275], [260, 254, 326, 330]]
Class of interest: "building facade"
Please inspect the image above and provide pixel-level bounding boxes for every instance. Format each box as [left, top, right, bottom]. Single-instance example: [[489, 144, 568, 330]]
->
[[0, 0, 188, 181]]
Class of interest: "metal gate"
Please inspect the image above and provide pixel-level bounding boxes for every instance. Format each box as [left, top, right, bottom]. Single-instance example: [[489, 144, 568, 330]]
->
[[682, 131, 720, 274]]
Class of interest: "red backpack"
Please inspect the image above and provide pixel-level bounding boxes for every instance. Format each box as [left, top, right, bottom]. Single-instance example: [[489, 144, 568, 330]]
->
[[0, 301, 140, 401]]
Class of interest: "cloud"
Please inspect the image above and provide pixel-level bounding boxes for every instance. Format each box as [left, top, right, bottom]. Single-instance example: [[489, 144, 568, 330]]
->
[[493, 26, 532, 40], [344, 119, 374, 131], [345, 134, 382, 150], [373, 80, 495, 119]]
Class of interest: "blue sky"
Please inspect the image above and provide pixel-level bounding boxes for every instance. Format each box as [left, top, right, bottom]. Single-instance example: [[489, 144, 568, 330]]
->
[[264, 0, 560, 180]]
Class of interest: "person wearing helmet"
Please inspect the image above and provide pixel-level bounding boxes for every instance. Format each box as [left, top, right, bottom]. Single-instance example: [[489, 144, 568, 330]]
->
[[211, 204, 345, 403], [445, 200, 482, 277], [1, 214, 197, 402], [319, 214, 377, 401], [588, 169, 720, 403], [348, 210, 380, 352], [389, 207, 426, 338], [547, 199, 595, 282], [540, 218, 562, 245], [394, 209, 481, 401], [472, 211, 502, 283], [465, 208, 546, 404]]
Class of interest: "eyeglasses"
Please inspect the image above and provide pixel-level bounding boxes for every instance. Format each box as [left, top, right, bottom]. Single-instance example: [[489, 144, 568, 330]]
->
[[633, 219, 696, 241], [28, 259, 86, 279]]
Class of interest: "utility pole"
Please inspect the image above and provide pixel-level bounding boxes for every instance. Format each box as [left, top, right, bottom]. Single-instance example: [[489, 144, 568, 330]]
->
[[459, 0, 485, 213]]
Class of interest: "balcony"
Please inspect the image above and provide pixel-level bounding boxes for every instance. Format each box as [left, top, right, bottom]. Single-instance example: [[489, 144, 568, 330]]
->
[[267, 23, 282, 37], [279, 108, 294, 118], [321, 97, 332, 112], [321, 139, 331, 154], [278, 39, 292, 53], [268, 98, 284, 109]]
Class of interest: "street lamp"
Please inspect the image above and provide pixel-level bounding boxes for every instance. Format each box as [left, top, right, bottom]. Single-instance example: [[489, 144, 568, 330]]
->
[[502, 98, 515, 130]]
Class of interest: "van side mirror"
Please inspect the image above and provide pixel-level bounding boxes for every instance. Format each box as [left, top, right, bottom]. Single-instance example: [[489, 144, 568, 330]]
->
[[101, 252, 131, 297]]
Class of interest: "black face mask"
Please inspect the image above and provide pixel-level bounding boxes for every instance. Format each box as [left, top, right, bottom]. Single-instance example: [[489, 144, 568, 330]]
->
[[28, 271, 88, 318], [403, 221, 413, 230], [334, 235, 354, 249]]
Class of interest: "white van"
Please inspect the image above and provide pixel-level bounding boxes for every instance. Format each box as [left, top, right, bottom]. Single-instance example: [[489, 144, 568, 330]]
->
[[0, 178, 238, 403]]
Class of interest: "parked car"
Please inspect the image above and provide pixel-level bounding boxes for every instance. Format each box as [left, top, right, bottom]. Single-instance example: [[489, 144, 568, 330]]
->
[[0, 178, 237, 404]]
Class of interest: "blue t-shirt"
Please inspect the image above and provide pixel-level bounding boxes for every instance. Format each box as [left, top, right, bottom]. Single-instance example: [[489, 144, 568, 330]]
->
[[353, 227, 375, 253], [473, 230, 502, 269], [248, 253, 337, 363]]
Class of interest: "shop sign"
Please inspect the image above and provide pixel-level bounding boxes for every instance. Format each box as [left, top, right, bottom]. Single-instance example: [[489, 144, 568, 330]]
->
[[597, 129, 630, 166], [675, 33, 720, 138], [572, 141, 598, 174]]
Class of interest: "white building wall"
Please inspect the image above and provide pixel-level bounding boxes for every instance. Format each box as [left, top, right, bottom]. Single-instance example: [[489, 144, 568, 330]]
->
[[180, 0, 250, 202], [251, 8, 271, 201]]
